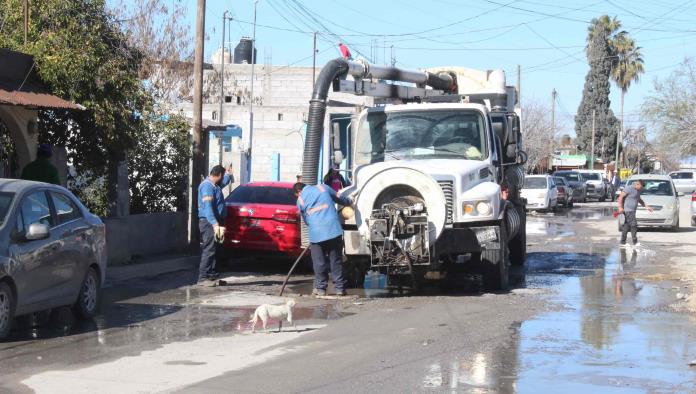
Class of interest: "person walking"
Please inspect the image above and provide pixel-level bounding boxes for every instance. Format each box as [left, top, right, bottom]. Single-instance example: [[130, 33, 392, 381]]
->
[[323, 166, 349, 192], [294, 182, 352, 296], [21, 144, 60, 185], [198, 164, 234, 285], [617, 179, 653, 247]]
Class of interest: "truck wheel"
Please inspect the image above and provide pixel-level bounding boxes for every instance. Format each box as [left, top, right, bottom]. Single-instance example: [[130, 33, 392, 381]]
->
[[509, 207, 526, 267], [479, 224, 509, 291], [0, 282, 15, 340]]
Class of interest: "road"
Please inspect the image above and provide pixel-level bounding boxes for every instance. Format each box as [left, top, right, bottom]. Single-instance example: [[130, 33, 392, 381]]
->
[[1, 198, 695, 393]]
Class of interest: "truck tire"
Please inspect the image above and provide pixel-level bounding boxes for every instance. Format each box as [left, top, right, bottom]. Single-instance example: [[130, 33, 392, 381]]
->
[[509, 206, 526, 267], [479, 224, 509, 291]]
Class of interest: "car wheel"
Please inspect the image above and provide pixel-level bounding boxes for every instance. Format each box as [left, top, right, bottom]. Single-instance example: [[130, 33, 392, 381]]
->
[[73, 267, 100, 320], [0, 282, 15, 340], [672, 217, 680, 232]]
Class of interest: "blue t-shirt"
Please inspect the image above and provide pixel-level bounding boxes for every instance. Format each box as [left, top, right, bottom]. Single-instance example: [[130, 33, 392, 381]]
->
[[198, 174, 232, 225], [297, 184, 351, 243]]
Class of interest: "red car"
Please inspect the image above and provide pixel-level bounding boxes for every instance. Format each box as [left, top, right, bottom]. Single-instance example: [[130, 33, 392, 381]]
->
[[223, 182, 302, 257]]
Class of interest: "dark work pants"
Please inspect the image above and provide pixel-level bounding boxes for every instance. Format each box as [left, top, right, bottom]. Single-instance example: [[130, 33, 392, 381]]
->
[[310, 236, 345, 291], [198, 219, 217, 281], [621, 211, 638, 244]]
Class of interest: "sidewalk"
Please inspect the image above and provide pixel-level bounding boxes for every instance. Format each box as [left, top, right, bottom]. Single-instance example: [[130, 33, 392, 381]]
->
[[105, 254, 198, 285]]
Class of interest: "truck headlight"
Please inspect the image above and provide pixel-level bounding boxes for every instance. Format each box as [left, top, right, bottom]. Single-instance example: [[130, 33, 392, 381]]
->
[[476, 201, 491, 215], [463, 201, 492, 216], [537, 192, 546, 198]]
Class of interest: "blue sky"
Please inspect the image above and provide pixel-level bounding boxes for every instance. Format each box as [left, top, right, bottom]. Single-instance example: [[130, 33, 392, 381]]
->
[[120, 0, 696, 137]]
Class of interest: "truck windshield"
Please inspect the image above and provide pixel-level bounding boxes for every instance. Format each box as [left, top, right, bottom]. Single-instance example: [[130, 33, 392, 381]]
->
[[355, 109, 488, 165]]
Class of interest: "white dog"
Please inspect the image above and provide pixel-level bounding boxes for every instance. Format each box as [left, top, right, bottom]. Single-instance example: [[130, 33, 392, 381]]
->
[[249, 299, 296, 333]]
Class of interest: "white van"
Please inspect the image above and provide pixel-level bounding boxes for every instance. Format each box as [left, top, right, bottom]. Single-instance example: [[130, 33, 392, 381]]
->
[[522, 175, 558, 211]]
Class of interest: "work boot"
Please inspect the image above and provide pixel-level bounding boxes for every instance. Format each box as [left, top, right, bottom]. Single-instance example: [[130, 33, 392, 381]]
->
[[197, 279, 217, 287], [335, 289, 347, 296], [312, 288, 326, 297]]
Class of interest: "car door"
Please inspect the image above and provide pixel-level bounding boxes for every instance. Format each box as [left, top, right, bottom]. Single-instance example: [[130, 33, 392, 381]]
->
[[9, 190, 61, 307], [49, 191, 88, 299]]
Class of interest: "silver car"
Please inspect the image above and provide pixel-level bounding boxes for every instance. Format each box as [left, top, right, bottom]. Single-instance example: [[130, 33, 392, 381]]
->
[[625, 175, 681, 230], [0, 180, 106, 339]]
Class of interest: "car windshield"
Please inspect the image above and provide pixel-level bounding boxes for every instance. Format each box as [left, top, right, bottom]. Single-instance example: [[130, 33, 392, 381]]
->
[[226, 186, 297, 205], [627, 180, 675, 196], [0, 192, 13, 223], [582, 172, 601, 181], [553, 177, 566, 186], [525, 177, 547, 189], [670, 172, 693, 180], [558, 172, 580, 182], [355, 109, 488, 165]]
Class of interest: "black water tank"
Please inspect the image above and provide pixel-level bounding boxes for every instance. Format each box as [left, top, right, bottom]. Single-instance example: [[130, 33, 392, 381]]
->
[[234, 37, 257, 64]]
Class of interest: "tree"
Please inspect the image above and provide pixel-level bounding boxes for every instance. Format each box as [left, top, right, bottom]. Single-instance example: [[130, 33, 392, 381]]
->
[[623, 126, 653, 174], [522, 100, 558, 174], [1, 0, 192, 216], [575, 15, 621, 163], [642, 58, 696, 157], [611, 32, 644, 165]]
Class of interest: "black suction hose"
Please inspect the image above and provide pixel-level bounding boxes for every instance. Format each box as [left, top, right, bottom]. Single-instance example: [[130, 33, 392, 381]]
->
[[301, 58, 349, 186]]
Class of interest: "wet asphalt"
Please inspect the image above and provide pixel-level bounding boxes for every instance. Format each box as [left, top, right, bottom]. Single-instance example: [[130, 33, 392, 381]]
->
[[2, 201, 696, 393]]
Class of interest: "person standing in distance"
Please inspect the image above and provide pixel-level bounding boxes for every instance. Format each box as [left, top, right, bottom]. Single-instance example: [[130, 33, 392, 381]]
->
[[21, 144, 60, 185], [617, 179, 653, 247], [198, 164, 234, 285], [294, 182, 352, 296]]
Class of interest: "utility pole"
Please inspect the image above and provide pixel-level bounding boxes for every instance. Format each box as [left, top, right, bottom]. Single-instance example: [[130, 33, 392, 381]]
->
[[219, 11, 227, 127], [516, 65, 521, 108], [312, 32, 317, 87], [23, 0, 29, 45], [590, 110, 596, 170], [190, 0, 206, 250], [549, 89, 556, 171], [247, 0, 258, 183], [390, 45, 395, 67], [615, 110, 622, 176]]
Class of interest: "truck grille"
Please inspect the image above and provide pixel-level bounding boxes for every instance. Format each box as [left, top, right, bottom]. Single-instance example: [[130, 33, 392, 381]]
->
[[438, 180, 454, 224]]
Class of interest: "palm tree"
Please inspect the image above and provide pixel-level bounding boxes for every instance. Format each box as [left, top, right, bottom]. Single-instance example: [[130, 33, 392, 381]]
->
[[611, 33, 645, 167]]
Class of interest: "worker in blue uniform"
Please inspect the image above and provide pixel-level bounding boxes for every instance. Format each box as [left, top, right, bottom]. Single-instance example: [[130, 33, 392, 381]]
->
[[294, 182, 352, 296], [198, 164, 234, 285]]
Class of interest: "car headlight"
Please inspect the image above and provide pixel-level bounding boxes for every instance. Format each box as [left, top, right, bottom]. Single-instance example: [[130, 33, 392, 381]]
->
[[463, 201, 492, 216], [538, 192, 546, 198]]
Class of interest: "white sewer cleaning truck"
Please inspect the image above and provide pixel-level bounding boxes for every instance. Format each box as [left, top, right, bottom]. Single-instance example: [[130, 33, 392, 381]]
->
[[301, 59, 527, 290]]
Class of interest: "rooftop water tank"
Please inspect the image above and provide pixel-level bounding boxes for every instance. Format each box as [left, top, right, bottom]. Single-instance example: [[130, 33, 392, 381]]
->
[[234, 37, 257, 64]]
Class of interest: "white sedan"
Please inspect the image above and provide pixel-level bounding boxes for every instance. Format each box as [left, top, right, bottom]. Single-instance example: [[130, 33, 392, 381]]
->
[[625, 175, 680, 230], [522, 175, 558, 212]]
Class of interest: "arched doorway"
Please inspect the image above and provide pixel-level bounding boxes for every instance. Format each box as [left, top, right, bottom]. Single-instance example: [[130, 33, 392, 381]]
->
[[0, 118, 19, 179]]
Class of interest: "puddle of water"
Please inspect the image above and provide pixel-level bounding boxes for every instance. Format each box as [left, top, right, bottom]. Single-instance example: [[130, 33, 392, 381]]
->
[[418, 246, 696, 393]]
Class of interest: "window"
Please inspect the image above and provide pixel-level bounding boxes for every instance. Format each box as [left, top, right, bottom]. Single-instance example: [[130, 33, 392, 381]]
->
[[211, 111, 218, 121], [18, 192, 53, 232], [0, 192, 14, 224], [277, 113, 284, 121], [670, 172, 694, 180], [627, 180, 675, 196], [225, 96, 232, 103], [226, 186, 297, 205], [581, 172, 601, 181], [355, 109, 488, 165], [525, 177, 548, 189], [50, 192, 82, 225]]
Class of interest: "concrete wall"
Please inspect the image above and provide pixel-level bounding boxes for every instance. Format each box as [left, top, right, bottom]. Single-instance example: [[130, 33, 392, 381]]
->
[[105, 212, 188, 265]]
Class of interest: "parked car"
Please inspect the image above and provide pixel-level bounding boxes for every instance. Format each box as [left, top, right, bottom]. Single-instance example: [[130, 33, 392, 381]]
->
[[578, 170, 607, 202], [553, 176, 573, 208], [691, 192, 696, 227], [668, 170, 696, 194], [625, 175, 681, 230], [0, 180, 106, 340], [222, 182, 302, 258], [521, 175, 558, 211], [553, 171, 587, 203]]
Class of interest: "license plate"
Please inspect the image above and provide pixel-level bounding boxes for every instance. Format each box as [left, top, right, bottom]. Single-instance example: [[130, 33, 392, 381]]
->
[[475, 228, 498, 244], [243, 218, 260, 227]]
